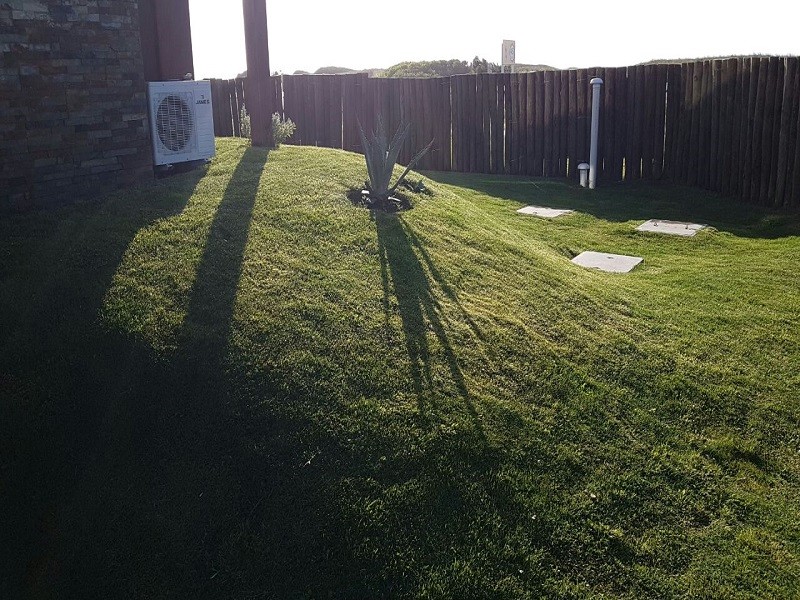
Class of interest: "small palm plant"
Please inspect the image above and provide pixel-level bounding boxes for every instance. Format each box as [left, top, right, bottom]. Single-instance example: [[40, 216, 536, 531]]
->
[[358, 115, 434, 211]]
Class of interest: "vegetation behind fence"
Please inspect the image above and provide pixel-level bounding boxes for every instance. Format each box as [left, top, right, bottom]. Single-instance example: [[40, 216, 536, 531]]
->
[[210, 56, 800, 209]]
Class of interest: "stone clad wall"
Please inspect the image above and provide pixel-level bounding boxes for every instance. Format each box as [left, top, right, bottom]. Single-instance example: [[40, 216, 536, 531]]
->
[[1, 0, 153, 210]]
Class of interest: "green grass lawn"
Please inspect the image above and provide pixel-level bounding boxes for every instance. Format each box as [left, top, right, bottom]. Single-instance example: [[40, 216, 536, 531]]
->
[[3, 138, 799, 599]]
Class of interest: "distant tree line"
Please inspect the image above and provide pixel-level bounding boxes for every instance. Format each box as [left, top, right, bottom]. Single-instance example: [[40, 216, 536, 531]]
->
[[382, 57, 500, 78], [237, 58, 555, 79]]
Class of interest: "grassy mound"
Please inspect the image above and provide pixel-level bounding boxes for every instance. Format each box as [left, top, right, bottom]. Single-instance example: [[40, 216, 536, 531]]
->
[[2, 138, 799, 598]]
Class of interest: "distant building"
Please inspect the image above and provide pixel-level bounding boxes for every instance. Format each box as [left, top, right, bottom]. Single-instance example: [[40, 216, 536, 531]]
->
[[1, 0, 194, 210]]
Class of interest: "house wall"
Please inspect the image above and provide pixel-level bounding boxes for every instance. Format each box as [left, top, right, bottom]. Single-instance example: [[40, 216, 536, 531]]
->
[[0, 1, 161, 210]]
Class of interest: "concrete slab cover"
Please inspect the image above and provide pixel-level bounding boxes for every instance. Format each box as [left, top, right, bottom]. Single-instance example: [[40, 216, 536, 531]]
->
[[572, 251, 643, 273], [517, 205, 574, 218], [636, 219, 706, 237]]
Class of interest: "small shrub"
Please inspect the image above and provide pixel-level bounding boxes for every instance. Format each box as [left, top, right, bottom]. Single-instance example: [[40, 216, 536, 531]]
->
[[271, 113, 296, 147], [239, 106, 295, 148], [239, 104, 251, 139]]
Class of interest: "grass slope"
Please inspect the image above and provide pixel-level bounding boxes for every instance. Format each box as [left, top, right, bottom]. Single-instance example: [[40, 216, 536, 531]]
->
[[2, 139, 799, 599]]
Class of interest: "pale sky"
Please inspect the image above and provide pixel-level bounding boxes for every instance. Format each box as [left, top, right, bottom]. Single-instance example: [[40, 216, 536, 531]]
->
[[188, 1, 800, 80]]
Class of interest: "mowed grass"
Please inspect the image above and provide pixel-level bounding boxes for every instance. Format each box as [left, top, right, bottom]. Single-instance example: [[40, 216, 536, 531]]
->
[[2, 138, 799, 599]]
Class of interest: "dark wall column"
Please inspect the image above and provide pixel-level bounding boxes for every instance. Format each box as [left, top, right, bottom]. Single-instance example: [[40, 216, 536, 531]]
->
[[139, 0, 194, 82]]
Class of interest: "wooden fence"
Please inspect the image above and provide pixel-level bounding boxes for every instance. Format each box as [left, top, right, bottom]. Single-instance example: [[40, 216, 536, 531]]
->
[[209, 56, 800, 209]]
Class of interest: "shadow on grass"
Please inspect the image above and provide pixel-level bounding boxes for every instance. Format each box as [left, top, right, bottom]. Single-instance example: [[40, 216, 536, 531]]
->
[[422, 171, 800, 239], [375, 212, 484, 437], [0, 166, 206, 597], [180, 147, 267, 380], [4, 146, 389, 599]]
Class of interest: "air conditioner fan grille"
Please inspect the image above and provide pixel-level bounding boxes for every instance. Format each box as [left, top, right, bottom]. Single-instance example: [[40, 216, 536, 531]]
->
[[156, 94, 194, 152]]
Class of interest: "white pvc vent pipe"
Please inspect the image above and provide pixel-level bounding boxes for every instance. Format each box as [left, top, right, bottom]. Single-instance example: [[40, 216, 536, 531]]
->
[[589, 77, 603, 189]]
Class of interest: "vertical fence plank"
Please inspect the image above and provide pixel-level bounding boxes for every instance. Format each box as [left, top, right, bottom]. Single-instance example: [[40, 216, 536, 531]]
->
[[304, 75, 317, 146], [533, 71, 544, 176], [702, 60, 714, 189], [775, 57, 798, 205], [508, 74, 519, 174], [456, 76, 467, 171], [624, 67, 637, 180], [675, 63, 689, 182], [419, 79, 430, 169], [341, 74, 356, 152], [486, 74, 498, 174], [709, 60, 722, 189], [550, 70, 560, 176], [637, 65, 648, 179], [741, 58, 756, 200], [311, 75, 323, 146], [567, 69, 578, 178], [764, 58, 784, 205], [687, 62, 702, 186], [638, 65, 650, 179], [290, 75, 303, 144], [719, 59, 736, 194], [298, 75, 312, 145], [611, 67, 627, 181], [419, 78, 430, 168], [519, 73, 529, 175], [483, 74, 493, 174], [728, 59, 744, 197], [456, 75, 468, 172], [662, 65, 678, 179], [792, 66, 800, 207], [290, 75, 305, 145], [750, 58, 769, 201], [238, 78, 249, 133], [652, 65, 667, 179], [456, 76, 465, 172], [279, 76, 293, 143], [333, 75, 345, 149], [319, 76, 330, 148], [466, 75, 477, 173], [442, 77, 453, 171], [625, 67, 642, 181], [602, 67, 616, 181], [271, 75, 282, 117], [502, 73, 511, 174], [542, 71, 553, 176], [557, 70, 568, 177], [210, 79, 222, 135], [525, 72, 535, 175], [456, 76, 466, 172], [594, 67, 608, 181], [736, 59, 752, 199], [399, 78, 411, 164], [225, 79, 235, 137], [476, 74, 487, 173], [436, 77, 447, 171], [430, 77, 440, 170], [419, 78, 431, 170], [221, 78, 232, 137], [230, 79, 241, 137], [641, 65, 656, 179]]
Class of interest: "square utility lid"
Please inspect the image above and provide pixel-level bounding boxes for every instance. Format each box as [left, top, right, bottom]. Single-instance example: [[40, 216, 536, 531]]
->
[[572, 251, 643, 273], [517, 205, 573, 218], [636, 219, 706, 237]]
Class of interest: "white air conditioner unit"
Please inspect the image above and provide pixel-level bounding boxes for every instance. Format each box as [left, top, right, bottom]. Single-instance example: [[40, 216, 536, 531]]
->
[[147, 80, 215, 166]]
